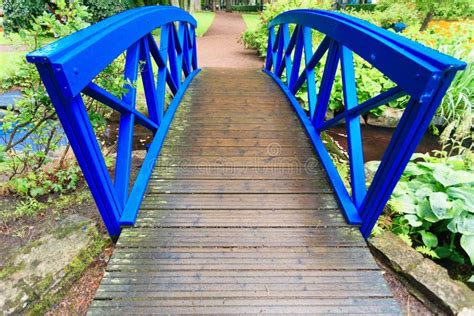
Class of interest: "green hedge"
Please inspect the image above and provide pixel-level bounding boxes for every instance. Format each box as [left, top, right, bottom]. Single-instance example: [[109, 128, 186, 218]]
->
[[346, 4, 377, 12], [231, 5, 263, 12]]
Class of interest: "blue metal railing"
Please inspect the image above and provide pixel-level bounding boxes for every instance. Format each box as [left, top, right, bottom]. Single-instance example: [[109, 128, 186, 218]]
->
[[27, 6, 200, 237], [264, 9, 466, 237]]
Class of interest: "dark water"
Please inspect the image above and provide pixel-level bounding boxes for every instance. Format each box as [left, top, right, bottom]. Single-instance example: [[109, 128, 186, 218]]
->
[[327, 125, 440, 162]]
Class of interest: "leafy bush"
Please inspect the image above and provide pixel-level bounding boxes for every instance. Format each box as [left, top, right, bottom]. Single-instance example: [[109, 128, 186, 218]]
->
[[6, 165, 81, 197], [1, 1, 126, 199], [231, 5, 263, 12], [414, 0, 474, 21], [80, 0, 134, 22], [2, 0, 45, 33], [2, 0, 135, 33], [375, 120, 473, 272], [241, 0, 473, 133], [386, 150, 473, 266]]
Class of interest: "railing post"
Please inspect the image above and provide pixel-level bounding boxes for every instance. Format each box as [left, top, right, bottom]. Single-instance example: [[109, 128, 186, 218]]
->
[[114, 42, 141, 208], [360, 70, 457, 237], [35, 64, 122, 237], [340, 46, 366, 208]]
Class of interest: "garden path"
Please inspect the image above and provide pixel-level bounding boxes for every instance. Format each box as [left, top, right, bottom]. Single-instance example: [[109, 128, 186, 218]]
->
[[197, 12, 263, 68]]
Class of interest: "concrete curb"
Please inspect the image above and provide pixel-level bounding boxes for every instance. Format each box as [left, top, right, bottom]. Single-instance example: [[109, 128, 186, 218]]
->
[[369, 231, 474, 316]]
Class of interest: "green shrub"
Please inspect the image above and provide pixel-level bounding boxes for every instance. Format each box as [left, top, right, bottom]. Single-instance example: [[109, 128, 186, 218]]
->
[[80, 0, 134, 22], [2, 0, 45, 33], [1, 1, 126, 201], [345, 4, 376, 12], [415, 0, 474, 21], [380, 147, 474, 269], [241, 0, 473, 133], [231, 5, 263, 12]]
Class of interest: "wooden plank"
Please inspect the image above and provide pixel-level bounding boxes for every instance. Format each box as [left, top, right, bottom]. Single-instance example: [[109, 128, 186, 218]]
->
[[89, 299, 401, 314], [116, 227, 365, 248], [150, 166, 325, 180], [160, 145, 317, 158], [166, 129, 310, 140], [146, 179, 331, 193], [169, 122, 304, 131], [155, 156, 318, 168], [134, 209, 345, 227], [161, 137, 312, 147], [139, 193, 339, 210]]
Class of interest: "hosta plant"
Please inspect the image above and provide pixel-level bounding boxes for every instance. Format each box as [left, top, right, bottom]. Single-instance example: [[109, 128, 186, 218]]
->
[[386, 147, 474, 267]]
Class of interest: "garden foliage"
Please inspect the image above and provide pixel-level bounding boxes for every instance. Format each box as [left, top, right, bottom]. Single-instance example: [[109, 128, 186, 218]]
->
[[384, 148, 474, 266], [241, 0, 473, 133], [0, 2, 126, 199], [2, 0, 134, 32]]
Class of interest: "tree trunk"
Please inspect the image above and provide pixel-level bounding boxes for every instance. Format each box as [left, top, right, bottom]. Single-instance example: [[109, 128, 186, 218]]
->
[[212, 0, 216, 11], [419, 11, 434, 32], [188, 0, 195, 13], [171, 0, 179, 7], [194, 0, 202, 11], [225, 0, 232, 12]]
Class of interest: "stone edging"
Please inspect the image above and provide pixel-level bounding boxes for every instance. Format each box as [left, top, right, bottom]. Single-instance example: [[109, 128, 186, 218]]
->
[[368, 231, 474, 316]]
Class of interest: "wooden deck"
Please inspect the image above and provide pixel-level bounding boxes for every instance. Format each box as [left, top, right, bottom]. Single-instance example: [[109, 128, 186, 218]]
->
[[89, 68, 400, 314]]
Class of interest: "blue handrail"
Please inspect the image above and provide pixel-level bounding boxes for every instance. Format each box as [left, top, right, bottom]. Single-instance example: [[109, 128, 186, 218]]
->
[[27, 6, 200, 237], [264, 9, 466, 238]]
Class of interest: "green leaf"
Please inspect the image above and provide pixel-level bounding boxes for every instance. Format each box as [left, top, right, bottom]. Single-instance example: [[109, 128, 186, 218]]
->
[[29, 187, 45, 197], [403, 162, 425, 177], [397, 233, 413, 246], [415, 186, 434, 199], [460, 235, 474, 265], [416, 198, 439, 223], [429, 192, 453, 219], [415, 245, 439, 259], [420, 230, 438, 248], [435, 246, 451, 259], [448, 249, 466, 265], [432, 164, 474, 187], [457, 213, 474, 236], [447, 187, 474, 213], [390, 194, 417, 214], [404, 214, 423, 227]]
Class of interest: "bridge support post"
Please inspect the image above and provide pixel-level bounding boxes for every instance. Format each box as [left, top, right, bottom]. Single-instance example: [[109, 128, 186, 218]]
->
[[35, 64, 122, 237]]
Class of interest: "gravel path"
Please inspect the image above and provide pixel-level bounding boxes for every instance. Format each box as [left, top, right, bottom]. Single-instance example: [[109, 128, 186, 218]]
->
[[197, 12, 263, 68]]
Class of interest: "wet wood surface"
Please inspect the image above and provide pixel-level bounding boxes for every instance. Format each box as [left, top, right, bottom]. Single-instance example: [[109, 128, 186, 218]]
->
[[89, 68, 399, 315]]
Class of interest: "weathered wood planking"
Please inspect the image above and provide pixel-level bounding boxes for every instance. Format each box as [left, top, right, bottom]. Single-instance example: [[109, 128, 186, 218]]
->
[[89, 68, 400, 315]]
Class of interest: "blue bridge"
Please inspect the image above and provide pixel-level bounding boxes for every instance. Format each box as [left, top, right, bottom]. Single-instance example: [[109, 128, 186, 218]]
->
[[27, 7, 465, 314]]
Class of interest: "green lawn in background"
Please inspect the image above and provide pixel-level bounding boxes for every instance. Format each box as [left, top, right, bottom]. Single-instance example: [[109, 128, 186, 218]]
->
[[0, 33, 22, 45], [0, 51, 25, 78], [241, 13, 261, 32], [194, 11, 215, 36], [152, 11, 215, 41]]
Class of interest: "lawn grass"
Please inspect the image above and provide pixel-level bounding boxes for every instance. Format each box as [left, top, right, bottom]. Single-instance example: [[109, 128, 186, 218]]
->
[[0, 32, 22, 46], [0, 51, 25, 79], [194, 11, 215, 36], [241, 13, 261, 32]]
